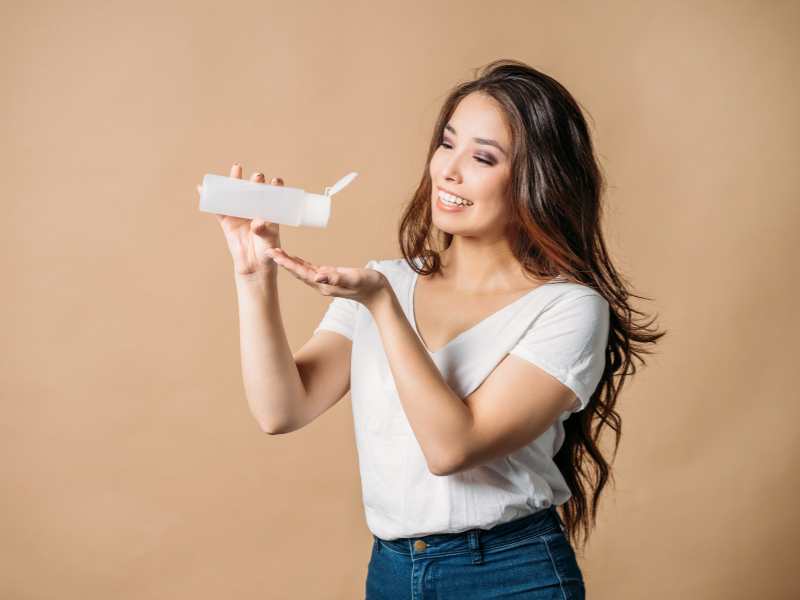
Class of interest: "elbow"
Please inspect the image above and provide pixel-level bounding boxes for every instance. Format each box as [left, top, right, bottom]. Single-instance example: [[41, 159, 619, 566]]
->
[[430, 464, 451, 477], [260, 423, 280, 435], [259, 420, 289, 435], [429, 452, 463, 477], [430, 461, 457, 477]]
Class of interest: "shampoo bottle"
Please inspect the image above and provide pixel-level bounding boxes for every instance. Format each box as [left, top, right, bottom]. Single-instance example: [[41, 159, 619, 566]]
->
[[198, 171, 358, 228]]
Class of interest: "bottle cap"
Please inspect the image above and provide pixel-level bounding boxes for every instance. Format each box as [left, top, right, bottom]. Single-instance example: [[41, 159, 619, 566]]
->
[[300, 193, 331, 228], [300, 171, 359, 228], [324, 171, 358, 197]]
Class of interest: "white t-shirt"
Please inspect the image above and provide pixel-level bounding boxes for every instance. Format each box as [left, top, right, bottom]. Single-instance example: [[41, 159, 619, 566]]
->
[[313, 256, 610, 540]]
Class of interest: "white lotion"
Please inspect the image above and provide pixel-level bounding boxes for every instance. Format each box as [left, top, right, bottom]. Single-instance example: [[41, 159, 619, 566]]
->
[[198, 171, 358, 228]]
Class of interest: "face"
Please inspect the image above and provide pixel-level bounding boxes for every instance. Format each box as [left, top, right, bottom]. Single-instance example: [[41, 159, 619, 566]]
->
[[429, 92, 513, 238]]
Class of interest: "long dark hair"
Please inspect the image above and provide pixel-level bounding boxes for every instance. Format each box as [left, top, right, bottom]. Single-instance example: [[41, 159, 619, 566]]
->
[[397, 59, 667, 553]]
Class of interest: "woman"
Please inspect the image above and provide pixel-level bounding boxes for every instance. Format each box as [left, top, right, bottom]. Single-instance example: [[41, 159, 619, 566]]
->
[[203, 59, 665, 599]]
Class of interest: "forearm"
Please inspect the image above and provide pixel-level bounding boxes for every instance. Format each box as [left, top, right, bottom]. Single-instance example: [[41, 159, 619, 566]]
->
[[366, 286, 472, 474], [234, 269, 307, 433]]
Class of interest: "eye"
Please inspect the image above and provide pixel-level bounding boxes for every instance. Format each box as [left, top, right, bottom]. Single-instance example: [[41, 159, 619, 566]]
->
[[439, 141, 495, 166]]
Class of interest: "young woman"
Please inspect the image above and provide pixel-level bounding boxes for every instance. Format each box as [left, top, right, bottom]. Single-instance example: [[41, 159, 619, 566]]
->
[[202, 59, 665, 599]]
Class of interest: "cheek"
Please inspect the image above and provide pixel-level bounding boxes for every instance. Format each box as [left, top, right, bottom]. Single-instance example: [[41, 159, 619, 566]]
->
[[429, 152, 444, 175], [474, 175, 507, 203]]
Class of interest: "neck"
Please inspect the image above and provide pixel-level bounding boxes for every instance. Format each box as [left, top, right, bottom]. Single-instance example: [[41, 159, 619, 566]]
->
[[436, 236, 540, 295]]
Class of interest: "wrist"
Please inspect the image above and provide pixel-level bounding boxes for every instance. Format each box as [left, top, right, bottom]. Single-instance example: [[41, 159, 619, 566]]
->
[[234, 267, 277, 288], [364, 275, 395, 314]]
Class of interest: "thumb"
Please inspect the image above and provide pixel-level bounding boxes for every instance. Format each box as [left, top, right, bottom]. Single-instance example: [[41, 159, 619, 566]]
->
[[314, 266, 351, 286], [251, 219, 275, 236]]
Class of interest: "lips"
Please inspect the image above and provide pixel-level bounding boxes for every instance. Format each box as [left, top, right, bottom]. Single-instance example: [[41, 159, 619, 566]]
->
[[436, 188, 475, 210], [437, 187, 470, 204], [436, 195, 469, 212]]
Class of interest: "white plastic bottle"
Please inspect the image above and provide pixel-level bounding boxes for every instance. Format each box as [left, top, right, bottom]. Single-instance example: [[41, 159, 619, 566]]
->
[[198, 171, 358, 228]]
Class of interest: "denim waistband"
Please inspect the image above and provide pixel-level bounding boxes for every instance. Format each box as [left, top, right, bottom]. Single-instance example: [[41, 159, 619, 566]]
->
[[374, 505, 565, 560]]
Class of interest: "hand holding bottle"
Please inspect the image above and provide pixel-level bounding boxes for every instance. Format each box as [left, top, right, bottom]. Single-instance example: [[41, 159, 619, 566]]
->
[[196, 163, 284, 278]]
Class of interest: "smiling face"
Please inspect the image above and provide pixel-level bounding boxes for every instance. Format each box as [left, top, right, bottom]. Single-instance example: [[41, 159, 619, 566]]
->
[[429, 91, 514, 239]]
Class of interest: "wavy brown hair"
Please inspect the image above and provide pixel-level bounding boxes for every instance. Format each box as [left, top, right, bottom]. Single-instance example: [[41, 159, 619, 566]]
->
[[397, 59, 667, 553]]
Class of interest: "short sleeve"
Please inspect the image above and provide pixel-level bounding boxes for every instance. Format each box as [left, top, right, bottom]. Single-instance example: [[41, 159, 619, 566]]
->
[[312, 260, 376, 341], [508, 292, 610, 413], [313, 296, 360, 341]]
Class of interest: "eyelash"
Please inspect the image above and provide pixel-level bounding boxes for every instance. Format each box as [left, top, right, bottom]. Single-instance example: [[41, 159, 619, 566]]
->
[[439, 141, 494, 165]]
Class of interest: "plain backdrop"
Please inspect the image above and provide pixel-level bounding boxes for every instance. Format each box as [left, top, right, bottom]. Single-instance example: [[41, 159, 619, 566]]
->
[[2, 1, 798, 598]]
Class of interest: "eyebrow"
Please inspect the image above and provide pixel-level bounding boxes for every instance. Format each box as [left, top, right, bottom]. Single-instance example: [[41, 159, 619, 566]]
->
[[444, 124, 508, 157]]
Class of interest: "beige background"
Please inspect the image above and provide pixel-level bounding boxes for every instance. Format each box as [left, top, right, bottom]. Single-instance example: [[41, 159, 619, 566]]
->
[[2, 1, 798, 598]]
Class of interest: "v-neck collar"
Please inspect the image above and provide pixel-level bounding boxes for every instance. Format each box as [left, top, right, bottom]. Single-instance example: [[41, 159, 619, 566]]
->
[[406, 258, 560, 355]]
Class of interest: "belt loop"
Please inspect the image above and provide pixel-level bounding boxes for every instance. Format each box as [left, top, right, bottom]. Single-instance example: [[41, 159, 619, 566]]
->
[[467, 530, 483, 565]]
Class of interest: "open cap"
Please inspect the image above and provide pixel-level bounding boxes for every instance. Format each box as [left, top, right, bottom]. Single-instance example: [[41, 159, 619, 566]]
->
[[324, 171, 358, 197], [300, 171, 359, 228]]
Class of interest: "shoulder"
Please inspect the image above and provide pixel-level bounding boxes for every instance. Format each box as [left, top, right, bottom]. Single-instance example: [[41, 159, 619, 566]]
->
[[538, 281, 609, 321], [364, 257, 413, 282], [365, 257, 409, 273], [552, 282, 607, 303]]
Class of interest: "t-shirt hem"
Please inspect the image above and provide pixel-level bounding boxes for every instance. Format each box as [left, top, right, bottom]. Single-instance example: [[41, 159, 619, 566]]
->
[[313, 325, 354, 341]]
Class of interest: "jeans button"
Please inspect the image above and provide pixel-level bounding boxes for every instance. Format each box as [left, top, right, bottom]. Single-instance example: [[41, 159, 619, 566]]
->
[[413, 540, 427, 552]]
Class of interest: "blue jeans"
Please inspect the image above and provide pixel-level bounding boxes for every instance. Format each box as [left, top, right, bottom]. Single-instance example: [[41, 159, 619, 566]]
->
[[365, 505, 585, 599]]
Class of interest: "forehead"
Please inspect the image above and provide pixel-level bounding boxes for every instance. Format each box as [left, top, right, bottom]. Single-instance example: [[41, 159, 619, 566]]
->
[[448, 92, 511, 145]]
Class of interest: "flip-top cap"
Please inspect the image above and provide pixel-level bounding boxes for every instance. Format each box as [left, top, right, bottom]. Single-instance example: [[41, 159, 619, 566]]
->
[[300, 193, 331, 228], [301, 171, 358, 228]]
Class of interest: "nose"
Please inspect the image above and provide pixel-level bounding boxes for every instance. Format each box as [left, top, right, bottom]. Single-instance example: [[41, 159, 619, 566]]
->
[[440, 155, 463, 184]]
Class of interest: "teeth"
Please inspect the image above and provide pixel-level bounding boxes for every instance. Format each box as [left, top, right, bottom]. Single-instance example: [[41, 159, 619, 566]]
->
[[438, 190, 471, 206]]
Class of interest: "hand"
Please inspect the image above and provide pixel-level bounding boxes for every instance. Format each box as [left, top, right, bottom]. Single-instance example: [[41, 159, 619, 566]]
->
[[265, 248, 389, 309], [197, 163, 286, 278]]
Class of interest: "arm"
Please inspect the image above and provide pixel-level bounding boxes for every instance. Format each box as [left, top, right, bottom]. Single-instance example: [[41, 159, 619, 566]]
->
[[366, 285, 577, 476], [233, 268, 308, 434], [235, 267, 355, 435], [209, 166, 351, 435], [365, 285, 473, 475]]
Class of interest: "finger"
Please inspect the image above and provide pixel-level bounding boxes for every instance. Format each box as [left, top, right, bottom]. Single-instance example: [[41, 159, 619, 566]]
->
[[292, 257, 319, 279], [316, 266, 343, 285], [251, 220, 272, 234], [196, 184, 203, 196], [251, 172, 265, 183], [270, 176, 284, 186], [285, 253, 319, 276], [271, 251, 317, 279], [292, 255, 314, 268], [274, 248, 314, 271], [282, 250, 307, 265], [265, 249, 294, 270], [230, 163, 243, 178]]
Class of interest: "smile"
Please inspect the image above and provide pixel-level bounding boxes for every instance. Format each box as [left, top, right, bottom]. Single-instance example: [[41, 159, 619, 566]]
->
[[437, 190, 472, 207]]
